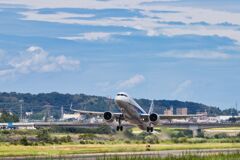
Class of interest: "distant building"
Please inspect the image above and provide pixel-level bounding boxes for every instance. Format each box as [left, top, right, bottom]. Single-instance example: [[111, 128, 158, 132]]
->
[[176, 108, 188, 115], [197, 111, 208, 116], [218, 116, 233, 122], [89, 116, 103, 123], [25, 112, 33, 116], [43, 104, 54, 122], [164, 107, 173, 116], [62, 113, 81, 121], [196, 110, 208, 121]]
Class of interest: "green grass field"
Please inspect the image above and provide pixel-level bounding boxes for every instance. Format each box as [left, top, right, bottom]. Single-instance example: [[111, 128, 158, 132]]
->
[[1, 127, 240, 158], [207, 127, 240, 130], [103, 153, 240, 160], [0, 143, 240, 157]]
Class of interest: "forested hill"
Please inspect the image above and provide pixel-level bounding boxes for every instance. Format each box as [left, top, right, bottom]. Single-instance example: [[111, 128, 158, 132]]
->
[[0, 92, 236, 119]]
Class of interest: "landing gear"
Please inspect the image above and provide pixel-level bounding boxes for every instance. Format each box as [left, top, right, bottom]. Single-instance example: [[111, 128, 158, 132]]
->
[[116, 125, 123, 131], [116, 115, 123, 131], [147, 126, 153, 132]]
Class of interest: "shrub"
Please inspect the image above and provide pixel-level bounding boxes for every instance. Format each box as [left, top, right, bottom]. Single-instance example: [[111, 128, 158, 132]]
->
[[20, 137, 29, 146], [79, 140, 86, 144], [96, 141, 105, 144], [1, 130, 11, 135], [51, 125, 112, 134], [60, 135, 72, 143], [79, 133, 96, 140], [53, 137, 61, 144], [124, 140, 131, 144], [123, 129, 135, 139], [214, 133, 228, 139], [36, 128, 52, 143], [186, 138, 207, 144], [170, 129, 193, 138], [144, 135, 159, 144], [236, 132, 240, 137]]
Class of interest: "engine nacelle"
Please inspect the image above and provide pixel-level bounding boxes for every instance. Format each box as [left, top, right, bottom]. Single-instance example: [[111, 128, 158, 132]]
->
[[103, 111, 114, 123], [149, 113, 159, 125]]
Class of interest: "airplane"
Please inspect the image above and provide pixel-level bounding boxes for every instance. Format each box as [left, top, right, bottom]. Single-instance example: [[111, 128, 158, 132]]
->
[[70, 92, 198, 132]]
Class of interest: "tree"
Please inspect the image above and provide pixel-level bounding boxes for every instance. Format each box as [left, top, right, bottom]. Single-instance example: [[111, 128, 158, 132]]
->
[[0, 110, 19, 122], [20, 137, 29, 146], [37, 129, 52, 143]]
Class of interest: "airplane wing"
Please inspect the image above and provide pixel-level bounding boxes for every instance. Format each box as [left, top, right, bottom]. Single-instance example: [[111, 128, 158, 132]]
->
[[140, 114, 200, 119], [158, 114, 198, 119], [70, 104, 122, 116]]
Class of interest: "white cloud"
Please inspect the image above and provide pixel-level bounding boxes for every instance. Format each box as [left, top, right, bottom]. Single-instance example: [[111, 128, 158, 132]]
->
[[95, 74, 145, 91], [0, 0, 155, 9], [2, 0, 240, 44], [0, 46, 80, 78], [160, 51, 236, 60], [59, 32, 131, 41], [0, 69, 14, 77], [16, 2, 240, 44], [171, 80, 192, 98], [21, 11, 94, 21], [161, 27, 240, 44], [117, 74, 145, 89]]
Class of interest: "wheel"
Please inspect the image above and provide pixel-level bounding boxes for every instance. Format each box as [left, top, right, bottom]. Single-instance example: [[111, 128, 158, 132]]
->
[[150, 127, 153, 132], [116, 126, 119, 131], [120, 126, 123, 131], [147, 127, 150, 132]]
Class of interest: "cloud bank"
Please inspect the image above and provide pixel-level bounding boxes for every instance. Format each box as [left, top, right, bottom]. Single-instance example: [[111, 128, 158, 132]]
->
[[0, 46, 80, 78], [59, 32, 131, 41], [171, 80, 192, 98], [160, 51, 238, 60], [8, 0, 240, 44], [117, 74, 145, 89]]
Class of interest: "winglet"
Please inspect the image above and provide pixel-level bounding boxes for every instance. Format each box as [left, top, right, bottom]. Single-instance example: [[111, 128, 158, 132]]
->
[[148, 100, 154, 114]]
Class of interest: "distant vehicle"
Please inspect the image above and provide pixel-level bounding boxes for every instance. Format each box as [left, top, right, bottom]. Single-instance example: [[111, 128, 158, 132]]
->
[[71, 92, 199, 132], [7, 122, 16, 129]]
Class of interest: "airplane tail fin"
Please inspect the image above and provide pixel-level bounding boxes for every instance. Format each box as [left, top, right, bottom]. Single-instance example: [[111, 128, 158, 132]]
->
[[148, 100, 154, 114], [70, 102, 73, 111]]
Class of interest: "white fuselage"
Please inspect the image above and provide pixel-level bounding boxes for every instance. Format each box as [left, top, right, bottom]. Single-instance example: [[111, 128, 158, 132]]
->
[[115, 92, 149, 130]]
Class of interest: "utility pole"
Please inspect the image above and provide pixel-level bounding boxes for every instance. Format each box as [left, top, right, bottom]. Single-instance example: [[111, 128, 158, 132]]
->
[[61, 106, 64, 120], [236, 102, 238, 116], [19, 99, 24, 122]]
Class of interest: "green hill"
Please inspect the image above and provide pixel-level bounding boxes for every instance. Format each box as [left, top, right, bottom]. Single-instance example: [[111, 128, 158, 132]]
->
[[0, 92, 236, 120]]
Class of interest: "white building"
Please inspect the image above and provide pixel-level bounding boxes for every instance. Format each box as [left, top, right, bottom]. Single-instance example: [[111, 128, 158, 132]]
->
[[25, 112, 33, 116], [62, 113, 81, 121]]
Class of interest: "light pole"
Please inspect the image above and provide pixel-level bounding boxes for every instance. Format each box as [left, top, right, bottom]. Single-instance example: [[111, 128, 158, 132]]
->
[[19, 99, 24, 122]]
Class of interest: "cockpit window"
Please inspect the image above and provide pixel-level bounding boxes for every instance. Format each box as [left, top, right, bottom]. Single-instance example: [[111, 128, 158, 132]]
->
[[117, 94, 127, 97]]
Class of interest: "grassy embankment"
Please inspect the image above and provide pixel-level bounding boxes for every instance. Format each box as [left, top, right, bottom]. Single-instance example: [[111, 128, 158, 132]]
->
[[0, 126, 240, 157], [0, 143, 240, 157], [102, 152, 240, 160], [208, 127, 240, 130]]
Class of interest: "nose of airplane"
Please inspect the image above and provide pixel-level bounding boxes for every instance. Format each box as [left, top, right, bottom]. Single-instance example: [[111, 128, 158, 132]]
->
[[115, 92, 130, 105], [114, 95, 121, 104], [114, 95, 127, 105]]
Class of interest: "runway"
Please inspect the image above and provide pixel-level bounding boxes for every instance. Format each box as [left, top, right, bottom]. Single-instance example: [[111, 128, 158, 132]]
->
[[3, 148, 240, 160]]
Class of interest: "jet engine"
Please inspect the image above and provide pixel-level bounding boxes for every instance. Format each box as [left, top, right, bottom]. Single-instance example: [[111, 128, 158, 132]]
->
[[149, 113, 159, 125], [103, 111, 114, 123]]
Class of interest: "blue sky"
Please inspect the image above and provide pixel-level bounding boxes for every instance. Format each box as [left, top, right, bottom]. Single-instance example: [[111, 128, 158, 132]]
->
[[0, 0, 240, 109]]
